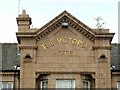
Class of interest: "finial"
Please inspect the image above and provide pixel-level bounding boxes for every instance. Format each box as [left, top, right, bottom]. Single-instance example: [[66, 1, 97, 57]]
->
[[22, 10, 26, 15]]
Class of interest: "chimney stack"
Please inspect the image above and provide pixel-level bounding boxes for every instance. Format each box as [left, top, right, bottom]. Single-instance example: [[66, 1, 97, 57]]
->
[[16, 10, 32, 32]]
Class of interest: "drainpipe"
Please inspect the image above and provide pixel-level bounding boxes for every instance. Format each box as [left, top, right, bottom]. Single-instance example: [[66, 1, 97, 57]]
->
[[18, 70, 20, 90], [13, 70, 16, 90]]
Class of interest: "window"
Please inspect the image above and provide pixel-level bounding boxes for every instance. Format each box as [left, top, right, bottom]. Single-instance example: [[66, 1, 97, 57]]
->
[[56, 80, 75, 89], [117, 81, 120, 90], [83, 80, 91, 90], [0, 82, 13, 90], [40, 80, 48, 90], [0, 82, 2, 90]]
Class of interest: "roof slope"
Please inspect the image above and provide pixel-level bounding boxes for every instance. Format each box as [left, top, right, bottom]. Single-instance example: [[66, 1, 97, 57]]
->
[[1, 43, 19, 70], [111, 43, 120, 70]]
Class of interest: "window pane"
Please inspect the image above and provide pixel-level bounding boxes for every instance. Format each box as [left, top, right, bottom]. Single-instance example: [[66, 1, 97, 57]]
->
[[40, 80, 48, 90], [117, 82, 120, 90], [8, 82, 13, 89], [3, 82, 7, 89], [83, 80, 90, 90], [2, 82, 13, 89], [0, 82, 2, 90], [56, 80, 75, 89]]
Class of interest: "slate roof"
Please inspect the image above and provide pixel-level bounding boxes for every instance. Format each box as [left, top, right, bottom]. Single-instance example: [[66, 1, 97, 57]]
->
[[0, 43, 120, 71], [0, 43, 19, 71], [111, 43, 120, 70]]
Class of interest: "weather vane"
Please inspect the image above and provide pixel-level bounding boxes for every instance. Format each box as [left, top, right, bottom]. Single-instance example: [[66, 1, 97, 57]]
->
[[94, 16, 105, 29]]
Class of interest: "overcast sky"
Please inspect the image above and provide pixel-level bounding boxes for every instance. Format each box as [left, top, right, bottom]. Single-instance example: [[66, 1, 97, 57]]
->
[[0, 0, 119, 43]]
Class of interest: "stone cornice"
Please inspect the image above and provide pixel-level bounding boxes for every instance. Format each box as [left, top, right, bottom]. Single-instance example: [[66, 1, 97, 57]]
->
[[16, 33, 36, 38], [112, 72, 120, 75], [16, 18, 32, 26], [0, 72, 16, 76], [18, 45, 38, 50], [95, 33, 115, 38], [2, 74, 14, 76], [36, 71, 95, 75], [95, 33, 115, 42], [92, 46, 111, 50]]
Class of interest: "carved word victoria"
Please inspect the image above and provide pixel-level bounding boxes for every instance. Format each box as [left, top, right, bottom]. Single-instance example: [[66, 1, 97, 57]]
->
[[41, 37, 87, 50]]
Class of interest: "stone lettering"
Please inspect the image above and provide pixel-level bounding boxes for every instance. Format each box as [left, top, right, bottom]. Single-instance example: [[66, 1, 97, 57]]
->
[[72, 39, 78, 45], [53, 50, 79, 56], [57, 38, 63, 43], [41, 37, 88, 50], [41, 43, 47, 49]]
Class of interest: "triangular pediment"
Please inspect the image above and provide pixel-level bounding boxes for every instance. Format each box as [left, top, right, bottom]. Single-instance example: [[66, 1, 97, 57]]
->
[[16, 10, 114, 44], [35, 10, 95, 41]]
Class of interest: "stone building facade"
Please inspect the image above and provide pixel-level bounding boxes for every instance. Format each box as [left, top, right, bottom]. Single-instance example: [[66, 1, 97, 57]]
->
[[0, 43, 20, 89], [0, 10, 120, 89]]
